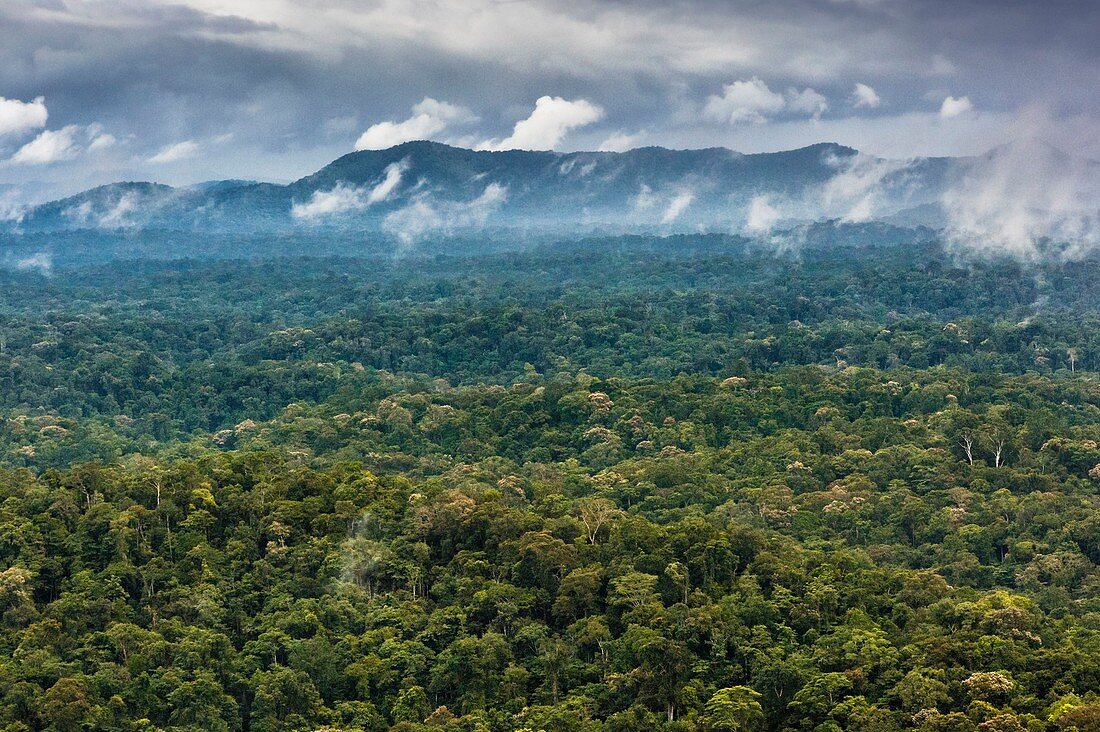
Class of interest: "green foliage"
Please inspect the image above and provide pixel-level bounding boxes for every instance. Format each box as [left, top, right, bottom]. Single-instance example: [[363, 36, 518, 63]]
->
[[0, 238, 1098, 730], [705, 687, 764, 731]]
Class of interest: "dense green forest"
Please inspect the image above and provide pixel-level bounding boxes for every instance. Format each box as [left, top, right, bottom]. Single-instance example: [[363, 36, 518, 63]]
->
[[2, 233, 1100, 732]]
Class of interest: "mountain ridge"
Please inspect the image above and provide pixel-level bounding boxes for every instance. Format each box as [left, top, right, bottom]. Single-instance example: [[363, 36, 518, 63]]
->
[[9, 140, 957, 236]]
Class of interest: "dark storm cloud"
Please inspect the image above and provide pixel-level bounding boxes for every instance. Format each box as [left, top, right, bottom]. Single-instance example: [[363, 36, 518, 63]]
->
[[1, 4, 309, 139], [0, 0, 1097, 195]]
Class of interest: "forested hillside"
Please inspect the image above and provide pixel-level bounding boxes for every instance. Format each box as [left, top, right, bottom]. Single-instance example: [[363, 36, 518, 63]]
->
[[1, 236, 1100, 732], [10, 141, 951, 235]]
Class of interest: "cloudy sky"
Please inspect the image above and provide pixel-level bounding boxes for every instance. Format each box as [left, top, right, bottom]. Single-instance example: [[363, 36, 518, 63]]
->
[[0, 0, 1096, 201]]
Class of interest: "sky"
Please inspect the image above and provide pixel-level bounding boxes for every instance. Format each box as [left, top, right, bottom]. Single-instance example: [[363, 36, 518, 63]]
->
[[0, 0, 1097, 203]]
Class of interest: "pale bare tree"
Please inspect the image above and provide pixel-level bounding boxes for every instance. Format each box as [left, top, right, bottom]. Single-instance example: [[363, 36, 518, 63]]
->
[[982, 405, 1014, 468], [960, 435, 976, 466], [576, 498, 622, 544]]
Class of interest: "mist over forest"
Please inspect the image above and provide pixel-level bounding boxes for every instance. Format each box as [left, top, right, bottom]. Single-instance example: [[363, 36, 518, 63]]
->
[[2, 208, 1100, 731], [3, 0, 1100, 730]]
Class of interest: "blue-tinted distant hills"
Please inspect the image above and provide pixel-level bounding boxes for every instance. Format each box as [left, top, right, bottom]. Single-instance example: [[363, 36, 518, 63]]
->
[[12, 141, 960, 235]]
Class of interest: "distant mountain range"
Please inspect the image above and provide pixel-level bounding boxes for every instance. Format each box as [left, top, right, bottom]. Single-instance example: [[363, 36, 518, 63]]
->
[[8, 141, 964, 237]]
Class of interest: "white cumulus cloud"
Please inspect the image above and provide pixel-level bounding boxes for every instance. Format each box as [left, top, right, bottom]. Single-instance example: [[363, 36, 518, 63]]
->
[[785, 88, 828, 119], [9, 125, 81, 165], [88, 133, 118, 151], [598, 130, 644, 152], [149, 140, 200, 163], [940, 96, 973, 119], [851, 83, 881, 109], [0, 96, 48, 138], [83, 123, 118, 152], [703, 78, 785, 124], [480, 96, 603, 151], [704, 78, 828, 124], [355, 98, 476, 150]]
